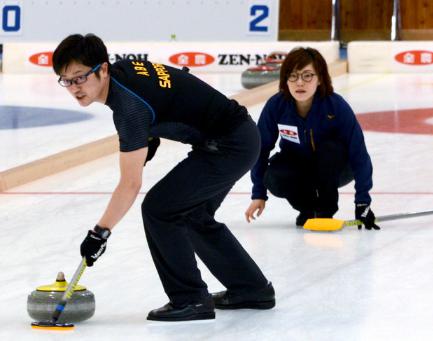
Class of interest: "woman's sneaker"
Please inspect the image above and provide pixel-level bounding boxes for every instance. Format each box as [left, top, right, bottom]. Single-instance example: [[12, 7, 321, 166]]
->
[[296, 211, 316, 227]]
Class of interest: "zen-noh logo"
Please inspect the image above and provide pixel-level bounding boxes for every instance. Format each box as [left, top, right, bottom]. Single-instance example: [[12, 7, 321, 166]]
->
[[169, 52, 215, 67], [29, 52, 53, 67], [395, 50, 433, 65]]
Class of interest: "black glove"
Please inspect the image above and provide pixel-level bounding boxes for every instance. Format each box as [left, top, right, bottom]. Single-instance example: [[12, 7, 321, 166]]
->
[[355, 203, 380, 230], [80, 225, 111, 266], [145, 137, 160, 164]]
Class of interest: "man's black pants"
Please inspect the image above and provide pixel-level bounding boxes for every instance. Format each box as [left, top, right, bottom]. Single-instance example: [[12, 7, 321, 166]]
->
[[142, 118, 269, 306], [264, 141, 354, 216]]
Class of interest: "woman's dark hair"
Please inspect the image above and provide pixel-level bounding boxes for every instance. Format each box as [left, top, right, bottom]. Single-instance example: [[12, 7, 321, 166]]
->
[[52, 33, 109, 75], [279, 47, 333, 100]]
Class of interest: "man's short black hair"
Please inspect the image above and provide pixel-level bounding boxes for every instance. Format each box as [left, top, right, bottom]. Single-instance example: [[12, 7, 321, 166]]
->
[[52, 33, 109, 75]]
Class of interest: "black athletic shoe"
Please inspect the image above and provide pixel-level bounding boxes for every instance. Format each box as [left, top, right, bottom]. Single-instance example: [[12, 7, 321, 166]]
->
[[147, 297, 215, 322], [212, 282, 275, 310], [295, 211, 316, 227]]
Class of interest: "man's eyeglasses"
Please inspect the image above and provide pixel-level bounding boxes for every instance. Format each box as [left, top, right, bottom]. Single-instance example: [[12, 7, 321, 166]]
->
[[58, 64, 101, 87], [287, 72, 316, 83]]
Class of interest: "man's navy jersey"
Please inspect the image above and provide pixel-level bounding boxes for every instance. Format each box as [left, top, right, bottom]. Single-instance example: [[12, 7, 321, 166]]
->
[[105, 60, 248, 152], [251, 91, 373, 204]]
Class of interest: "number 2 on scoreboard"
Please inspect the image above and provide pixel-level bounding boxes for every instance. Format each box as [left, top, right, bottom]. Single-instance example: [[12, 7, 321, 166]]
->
[[249, 4, 269, 32]]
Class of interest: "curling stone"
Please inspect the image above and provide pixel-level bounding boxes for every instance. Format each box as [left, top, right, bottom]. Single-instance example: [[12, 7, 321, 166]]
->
[[27, 272, 95, 323]]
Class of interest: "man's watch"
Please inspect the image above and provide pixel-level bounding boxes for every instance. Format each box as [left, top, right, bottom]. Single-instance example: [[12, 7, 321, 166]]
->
[[94, 225, 111, 239]]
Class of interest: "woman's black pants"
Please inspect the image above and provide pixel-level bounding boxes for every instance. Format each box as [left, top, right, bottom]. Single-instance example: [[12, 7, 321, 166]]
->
[[264, 141, 353, 217]]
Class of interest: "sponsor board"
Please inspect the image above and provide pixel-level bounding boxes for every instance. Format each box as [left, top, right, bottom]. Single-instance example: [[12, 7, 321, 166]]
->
[[349, 41, 433, 73], [3, 41, 339, 74]]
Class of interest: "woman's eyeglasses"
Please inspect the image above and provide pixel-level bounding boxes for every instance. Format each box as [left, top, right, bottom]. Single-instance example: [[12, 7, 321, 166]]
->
[[58, 64, 101, 87], [287, 72, 316, 83]]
